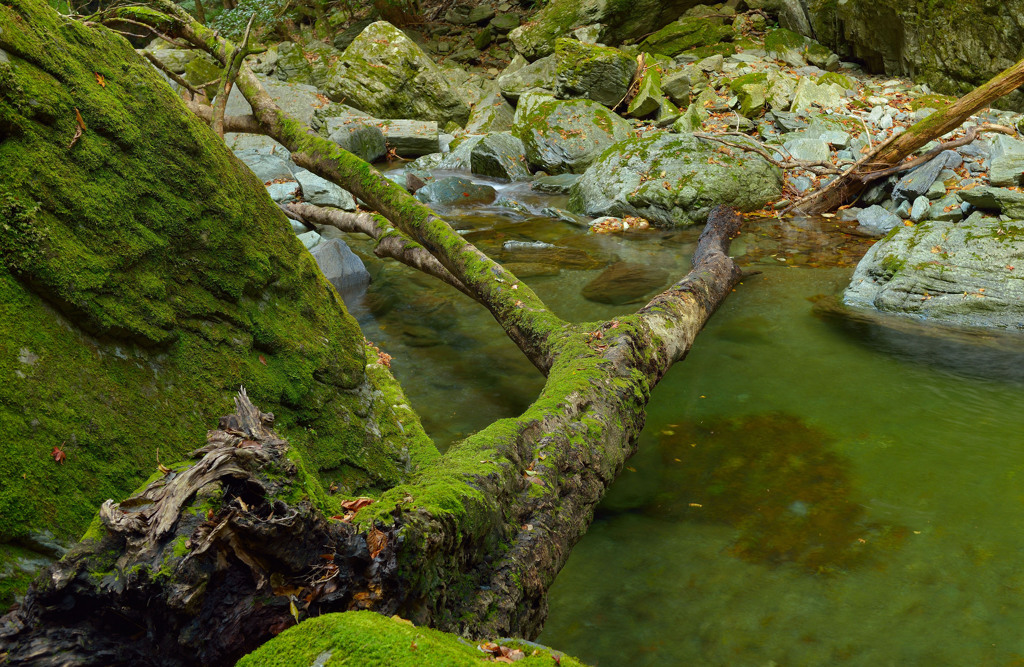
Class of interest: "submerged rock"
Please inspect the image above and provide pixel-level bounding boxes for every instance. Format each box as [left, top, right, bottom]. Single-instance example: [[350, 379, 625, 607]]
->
[[844, 219, 1024, 329], [415, 177, 497, 205], [569, 132, 783, 226], [582, 262, 669, 304]]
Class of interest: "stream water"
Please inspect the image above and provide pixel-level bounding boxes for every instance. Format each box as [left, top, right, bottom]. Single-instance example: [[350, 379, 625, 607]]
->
[[345, 169, 1024, 666]]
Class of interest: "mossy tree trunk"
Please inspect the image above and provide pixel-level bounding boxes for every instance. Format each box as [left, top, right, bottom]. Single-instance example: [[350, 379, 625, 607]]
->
[[2, 3, 746, 665]]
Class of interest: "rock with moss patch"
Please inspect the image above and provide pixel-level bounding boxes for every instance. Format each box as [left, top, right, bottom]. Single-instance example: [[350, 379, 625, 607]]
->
[[326, 117, 389, 163], [569, 132, 783, 226], [639, 16, 736, 57], [554, 39, 636, 108], [844, 219, 1024, 329], [507, 0, 700, 60], [790, 76, 847, 112], [959, 185, 1024, 218], [512, 94, 632, 174], [322, 22, 470, 126], [626, 67, 663, 118], [470, 132, 531, 181], [465, 84, 516, 133], [415, 177, 497, 205], [729, 72, 768, 118], [497, 53, 557, 102]]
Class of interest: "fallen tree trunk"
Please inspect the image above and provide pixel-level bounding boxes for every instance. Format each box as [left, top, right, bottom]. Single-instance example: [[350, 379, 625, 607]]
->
[[0, 2, 746, 664], [792, 56, 1024, 214]]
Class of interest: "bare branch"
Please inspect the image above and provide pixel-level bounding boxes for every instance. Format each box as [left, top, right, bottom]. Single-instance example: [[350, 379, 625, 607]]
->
[[140, 49, 205, 97]]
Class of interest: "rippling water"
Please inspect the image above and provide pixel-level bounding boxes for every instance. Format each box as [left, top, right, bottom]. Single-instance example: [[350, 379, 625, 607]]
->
[[345, 170, 1024, 665]]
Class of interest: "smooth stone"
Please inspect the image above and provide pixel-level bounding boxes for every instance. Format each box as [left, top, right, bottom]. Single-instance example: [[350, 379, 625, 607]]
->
[[414, 176, 497, 205], [927, 194, 964, 222], [783, 137, 830, 162], [910, 196, 930, 222], [470, 132, 531, 181], [891, 152, 949, 203], [959, 185, 1024, 218], [235, 149, 295, 183], [532, 173, 581, 194], [266, 181, 300, 203], [309, 238, 371, 297], [326, 118, 388, 163], [581, 262, 670, 305]]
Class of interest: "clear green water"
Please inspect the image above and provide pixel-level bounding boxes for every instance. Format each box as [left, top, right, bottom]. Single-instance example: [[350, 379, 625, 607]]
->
[[345, 178, 1024, 666]]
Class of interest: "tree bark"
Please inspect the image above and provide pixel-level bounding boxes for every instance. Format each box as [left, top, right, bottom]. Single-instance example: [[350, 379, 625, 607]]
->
[[792, 56, 1024, 214]]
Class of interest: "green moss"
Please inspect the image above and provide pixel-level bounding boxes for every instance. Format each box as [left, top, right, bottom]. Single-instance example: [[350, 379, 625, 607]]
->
[[908, 93, 956, 111], [639, 16, 735, 57], [817, 72, 854, 89], [236, 611, 590, 666], [0, 0, 434, 601]]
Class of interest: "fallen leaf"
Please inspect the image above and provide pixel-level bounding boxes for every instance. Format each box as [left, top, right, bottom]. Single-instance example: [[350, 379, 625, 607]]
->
[[68, 108, 86, 148], [51, 445, 66, 464], [341, 497, 374, 512], [158, 463, 171, 475], [94, 72, 105, 87], [367, 527, 387, 559], [289, 598, 300, 624], [259, 355, 267, 365]]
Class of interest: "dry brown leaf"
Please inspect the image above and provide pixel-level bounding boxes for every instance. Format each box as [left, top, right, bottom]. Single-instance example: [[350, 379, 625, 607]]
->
[[367, 527, 387, 559], [341, 497, 374, 512]]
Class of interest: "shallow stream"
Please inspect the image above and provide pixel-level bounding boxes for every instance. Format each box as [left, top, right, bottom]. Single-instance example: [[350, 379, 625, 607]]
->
[[345, 169, 1024, 666]]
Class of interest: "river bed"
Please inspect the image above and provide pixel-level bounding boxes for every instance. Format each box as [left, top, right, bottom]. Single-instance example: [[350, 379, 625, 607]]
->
[[344, 170, 1024, 666]]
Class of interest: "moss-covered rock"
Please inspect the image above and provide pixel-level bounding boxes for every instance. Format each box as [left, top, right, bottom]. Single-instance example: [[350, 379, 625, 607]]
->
[[639, 16, 736, 57], [508, 0, 704, 61], [0, 0, 435, 605], [844, 219, 1024, 329], [568, 132, 783, 226], [236, 611, 590, 666], [512, 94, 633, 174], [322, 22, 470, 126], [553, 38, 636, 108], [729, 72, 769, 118], [497, 53, 557, 103]]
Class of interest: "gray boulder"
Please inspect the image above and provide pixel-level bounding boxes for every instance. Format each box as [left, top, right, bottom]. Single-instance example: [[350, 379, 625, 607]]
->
[[294, 170, 357, 210], [234, 149, 296, 183], [959, 185, 1024, 218], [891, 151, 958, 203], [322, 22, 470, 126], [844, 219, 1024, 329], [568, 132, 783, 226], [266, 181, 300, 203], [465, 85, 516, 133], [512, 94, 632, 174], [554, 39, 637, 108], [856, 205, 901, 236], [470, 132, 532, 181], [310, 238, 371, 297], [498, 54, 557, 103], [326, 117, 388, 163]]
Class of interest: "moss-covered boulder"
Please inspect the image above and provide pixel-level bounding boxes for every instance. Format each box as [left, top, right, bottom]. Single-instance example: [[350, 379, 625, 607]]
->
[[236, 611, 590, 666], [625, 65, 663, 118], [508, 0, 704, 61], [568, 132, 783, 226], [0, 0, 434, 605], [639, 16, 736, 57], [512, 94, 633, 174], [843, 219, 1024, 329], [497, 53, 557, 103], [553, 39, 636, 108], [729, 72, 768, 118], [322, 22, 470, 126]]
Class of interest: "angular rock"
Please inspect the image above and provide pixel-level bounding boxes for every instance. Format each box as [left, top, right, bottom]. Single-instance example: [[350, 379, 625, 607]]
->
[[856, 205, 901, 236], [783, 137, 830, 162], [626, 67, 663, 118], [415, 176, 497, 205], [928, 194, 965, 222], [323, 22, 470, 126], [790, 77, 846, 112], [310, 238, 371, 296], [959, 185, 1024, 218], [554, 39, 636, 108], [661, 69, 692, 107], [490, 13, 521, 34], [446, 3, 495, 25], [234, 149, 296, 183], [470, 132, 532, 181], [297, 230, 322, 249], [333, 18, 375, 51], [378, 119, 440, 157], [844, 219, 1024, 329], [910, 195, 930, 222], [729, 72, 768, 118], [294, 170, 357, 210], [568, 132, 783, 226], [512, 94, 632, 174], [990, 153, 1024, 187], [639, 16, 735, 57], [497, 54, 557, 103], [326, 118, 388, 163], [266, 181, 300, 203], [891, 152, 949, 204], [465, 87, 516, 134]]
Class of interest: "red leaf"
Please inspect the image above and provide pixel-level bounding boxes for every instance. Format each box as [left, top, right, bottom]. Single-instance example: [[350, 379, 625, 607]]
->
[[258, 355, 267, 365], [51, 446, 66, 464]]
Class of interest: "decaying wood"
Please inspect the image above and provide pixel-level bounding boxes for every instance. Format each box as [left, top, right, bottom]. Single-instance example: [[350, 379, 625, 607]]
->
[[792, 56, 1024, 214]]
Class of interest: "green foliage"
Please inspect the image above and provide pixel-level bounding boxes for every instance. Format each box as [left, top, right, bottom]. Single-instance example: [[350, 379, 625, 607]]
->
[[212, 0, 289, 40]]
